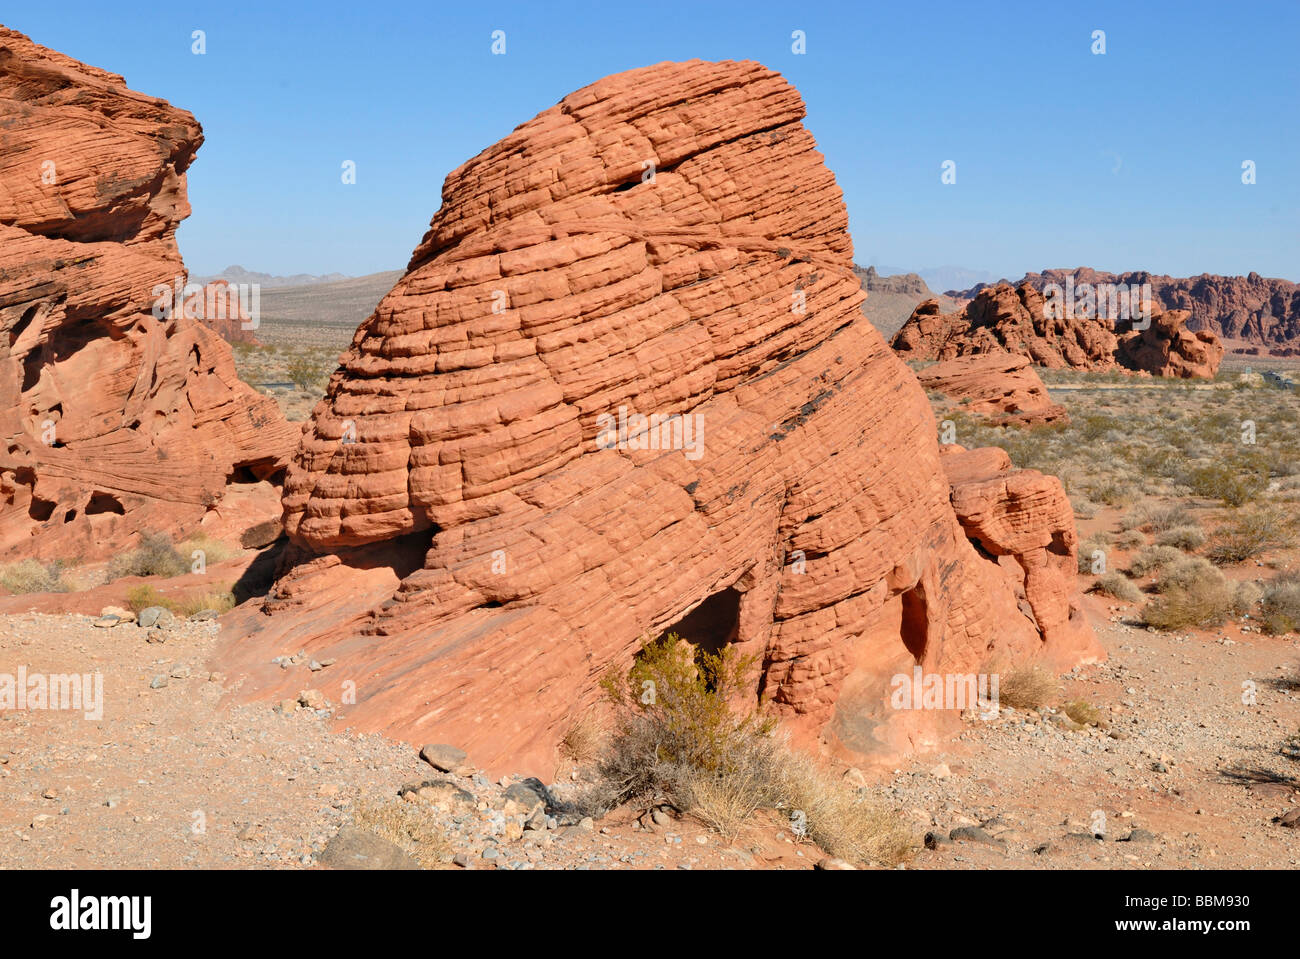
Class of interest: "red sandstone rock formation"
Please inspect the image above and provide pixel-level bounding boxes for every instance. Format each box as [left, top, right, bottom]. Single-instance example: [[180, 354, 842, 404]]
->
[[939, 445, 1086, 655], [0, 27, 296, 561], [892, 282, 1223, 377], [917, 353, 1068, 428], [951, 268, 1300, 351], [1116, 309, 1224, 380], [184, 281, 261, 346], [219, 59, 1100, 775]]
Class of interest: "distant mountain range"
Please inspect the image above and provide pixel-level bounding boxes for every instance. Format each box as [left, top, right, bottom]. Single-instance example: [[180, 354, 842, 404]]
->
[[199, 263, 965, 345], [191, 265, 353, 288], [947, 268, 1300, 350], [865, 264, 1001, 297], [206, 263, 1299, 356], [853, 265, 958, 339]]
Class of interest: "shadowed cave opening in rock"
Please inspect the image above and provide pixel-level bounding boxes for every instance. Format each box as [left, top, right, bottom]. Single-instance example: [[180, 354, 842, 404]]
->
[[85, 491, 125, 515], [647, 587, 743, 690], [900, 583, 928, 663]]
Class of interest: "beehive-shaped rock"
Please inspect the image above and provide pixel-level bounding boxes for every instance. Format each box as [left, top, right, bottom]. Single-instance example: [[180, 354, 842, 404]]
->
[[226, 60, 1100, 773]]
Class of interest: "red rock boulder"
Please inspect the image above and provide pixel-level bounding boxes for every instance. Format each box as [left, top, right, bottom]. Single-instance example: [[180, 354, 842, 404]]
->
[[917, 353, 1068, 428], [1116, 309, 1224, 379], [0, 27, 297, 561]]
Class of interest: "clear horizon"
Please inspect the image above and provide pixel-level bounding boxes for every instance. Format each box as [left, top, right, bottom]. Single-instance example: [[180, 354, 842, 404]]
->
[[9, 0, 1298, 282]]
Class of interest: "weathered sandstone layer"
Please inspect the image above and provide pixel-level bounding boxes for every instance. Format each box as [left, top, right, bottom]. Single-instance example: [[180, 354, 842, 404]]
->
[[917, 353, 1068, 428]]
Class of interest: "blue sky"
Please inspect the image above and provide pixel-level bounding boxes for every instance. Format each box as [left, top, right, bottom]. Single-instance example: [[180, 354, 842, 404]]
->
[[9, 0, 1298, 281]]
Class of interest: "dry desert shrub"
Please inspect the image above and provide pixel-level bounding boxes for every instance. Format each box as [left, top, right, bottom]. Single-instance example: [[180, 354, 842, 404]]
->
[[1142, 562, 1238, 630], [1207, 506, 1296, 564], [1091, 571, 1143, 603], [174, 588, 236, 616], [1261, 572, 1300, 635], [585, 633, 913, 864], [1063, 700, 1103, 726], [1155, 524, 1207, 549], [1156, 555, 1219, 592], [1086, 479, 1137, 508], [1113, 529, 1147, 551], [768, 749, 914, 865], [352, 797, 453, 869], [1122, 502, 1192, 533], [1128, 545, 1185, 577], [558, 709, 608, 766], [0, 558, 70, 594], [176, 532, 235, 566], [996, 664, 1056, 710], [108, 532, 187, 580], [125, 583, 235, 615]]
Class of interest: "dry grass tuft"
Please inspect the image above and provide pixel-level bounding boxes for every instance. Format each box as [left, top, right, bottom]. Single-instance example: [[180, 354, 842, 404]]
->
[[352, 797, 453, 869], [993, 664, 1056, 710]]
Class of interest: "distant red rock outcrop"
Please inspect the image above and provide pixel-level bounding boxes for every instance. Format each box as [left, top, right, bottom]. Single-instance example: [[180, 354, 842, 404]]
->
[[183, 280, 261, 346], [950, 268, 1300, 352], [0, 27, 296, 561], [918, 353, 1068, 428], [1116, 309, 1224, 380], [220, 60, 1100, 776], [893, 282, 1223, 378]]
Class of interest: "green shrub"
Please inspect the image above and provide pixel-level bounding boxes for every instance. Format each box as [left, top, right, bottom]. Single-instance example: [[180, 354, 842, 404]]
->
[[592, 634, 777, 811], [1184, 462, 1269, 507], [287, 354, 329, 391]]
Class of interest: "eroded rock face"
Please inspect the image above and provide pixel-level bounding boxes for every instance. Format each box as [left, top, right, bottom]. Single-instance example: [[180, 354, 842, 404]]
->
[[917, 353, 1068, 428], [952, 268, 1300, 351], [1116, 309, 1224, 379], [223, 59, 1099, 774], [893, 282, 1223, 377], [0, 27, 297, 561], [892, 284, 1118, 370], [185, 281, 261, 346], [939, 446, 1089, 656]]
